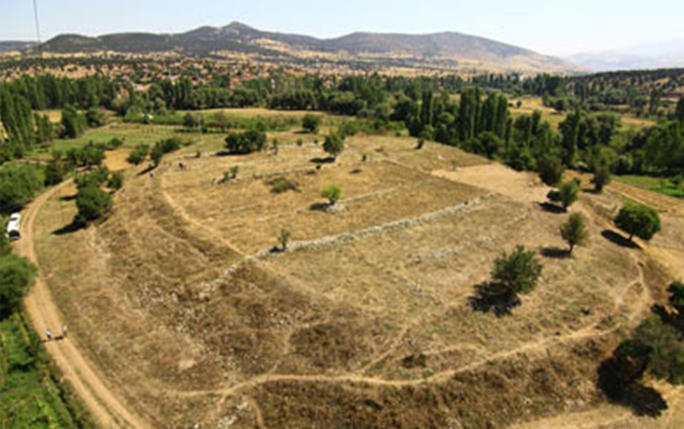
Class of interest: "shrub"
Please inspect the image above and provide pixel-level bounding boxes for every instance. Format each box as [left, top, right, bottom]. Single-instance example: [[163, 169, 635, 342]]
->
[[75, 186, 112, 226], [538, 155, 565, 186], [323, 134, 345, 160], [85, 107, 106, 127], [615, 203, 661, 242], [321, 184, 343, 205], [560, 213, 590, 254], [75, 166, 110, 190], [302, 114, 322, 133], [0, 254, 37, 319], [225, 130, 267, 154], [279, 229, 291, 251], [107, 172, 124, 190], [126, 143, 150, 165], [492, 246, 543, 297], [269, 177, 298, 194]]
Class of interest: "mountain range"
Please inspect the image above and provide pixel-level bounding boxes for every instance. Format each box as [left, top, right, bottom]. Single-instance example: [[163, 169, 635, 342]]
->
[[3, 22, 581, 74], [567, 39, 684, 71]]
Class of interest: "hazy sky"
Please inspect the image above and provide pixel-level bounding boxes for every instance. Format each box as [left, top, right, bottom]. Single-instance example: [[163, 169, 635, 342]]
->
[[2, 0, 684, 56]]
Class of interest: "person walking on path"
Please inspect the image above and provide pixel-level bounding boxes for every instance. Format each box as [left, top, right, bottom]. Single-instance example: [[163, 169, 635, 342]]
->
[[62, 325, 68, 338], [45, 329, 53, 341]]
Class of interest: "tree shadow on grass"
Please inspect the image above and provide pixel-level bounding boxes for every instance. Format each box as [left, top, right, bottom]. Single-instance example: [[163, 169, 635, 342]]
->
[[540, 246, 571, 259], [309, 202, 332, 212], [538, 202, 565, 214], [136, 165, 156, 177], [598, 358, 668, 418], [602, 230, 640, 249], [59, 194, 76, 202], [53, 221, 82, 235], [468, 282, 520, 317], [310, 156, 335, 165]]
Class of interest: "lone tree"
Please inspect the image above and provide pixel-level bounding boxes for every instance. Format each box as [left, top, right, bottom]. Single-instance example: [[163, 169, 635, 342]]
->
[[538, 155, 566, 186], [75, 186, 112, 226], [302, 114, 322, 133], [323, 133, 345, 161], [279, 229, 291, 251], [492, 246, 543, 299], [547, 181, 580, 211], [614, 203, 661, 242], [560, 213, 590, 254], [591, 165, 612, 193], [321, 184, 343, 206]]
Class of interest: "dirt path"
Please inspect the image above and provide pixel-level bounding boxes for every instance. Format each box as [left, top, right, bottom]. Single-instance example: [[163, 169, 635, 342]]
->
[[18, 181, 151, 429]]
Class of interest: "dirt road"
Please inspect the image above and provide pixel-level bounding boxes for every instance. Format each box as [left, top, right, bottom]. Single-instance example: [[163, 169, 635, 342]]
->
[[18, 180, 151, 429]]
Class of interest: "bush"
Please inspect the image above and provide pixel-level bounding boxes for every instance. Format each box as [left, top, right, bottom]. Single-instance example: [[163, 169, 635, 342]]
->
[[560, 213, 590, 254], [75, 186, 112, 226], [321, 184, 343, 205], [269, 177, 298, 194], [225, 130, 267, 154], [492, 246, 543, 297], [66, 142, 105, 168], [85, 107, 106, 127], [0, 254, 37, 319], [615, 203, 661, 242], [75, 166, 110, 190], [538, 155, 565, 186], [302, 114, 322, 133], [126, 143, 150, 165], [323, 133, 345, 160], [107, 172, 124, 190]]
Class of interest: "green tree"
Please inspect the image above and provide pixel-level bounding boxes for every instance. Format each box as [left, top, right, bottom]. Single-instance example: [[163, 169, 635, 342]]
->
[[591, 165, 612, 193], [676, 97, 684, 127], [224, 130, 267, 154], [44, 159, 65, 186], [323, 133, 345, 160], [668, 281, 684, 317], [538, 155, 565, 186], [61, 105, 85, 139], [321, 184, 343, 206], [75, 186, 112, 226], [492, 246, 543, 298], [0, 254, 37, 319], [558, 180, 580, 211], [302, 114, 322, 133], [150, 145, 164, 167], [615, 203, 661, 242], [560, 213, 590, 254]]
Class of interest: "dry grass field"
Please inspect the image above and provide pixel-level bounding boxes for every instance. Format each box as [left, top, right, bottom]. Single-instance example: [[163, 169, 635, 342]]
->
[[30, 129, 684, 428]]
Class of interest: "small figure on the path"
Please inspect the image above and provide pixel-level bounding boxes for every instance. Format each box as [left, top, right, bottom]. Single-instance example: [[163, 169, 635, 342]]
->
[[45, 329, 53, 341], [62, 325, 68, 338]]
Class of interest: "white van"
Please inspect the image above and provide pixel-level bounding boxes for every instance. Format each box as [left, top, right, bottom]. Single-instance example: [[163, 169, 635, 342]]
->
[[6, 213, 21, 241]]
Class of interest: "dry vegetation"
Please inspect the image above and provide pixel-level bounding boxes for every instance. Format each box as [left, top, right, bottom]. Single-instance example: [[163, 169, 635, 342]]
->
[[31, 128, 684, 428]]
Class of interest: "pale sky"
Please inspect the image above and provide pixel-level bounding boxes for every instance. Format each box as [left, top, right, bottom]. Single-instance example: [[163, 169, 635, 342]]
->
[[1, 0, 684, 56]]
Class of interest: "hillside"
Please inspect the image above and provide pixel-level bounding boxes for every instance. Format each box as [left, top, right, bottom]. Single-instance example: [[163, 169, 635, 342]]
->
[[0, 41, 36, 53], [33, 21, 580, 74]]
